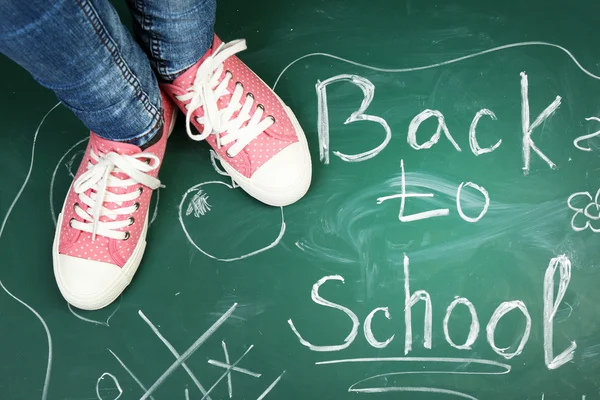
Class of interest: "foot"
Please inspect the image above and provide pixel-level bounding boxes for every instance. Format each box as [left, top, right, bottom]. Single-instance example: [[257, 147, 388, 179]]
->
[[161, 35, 312, 207], [52, 93, 176, 310]]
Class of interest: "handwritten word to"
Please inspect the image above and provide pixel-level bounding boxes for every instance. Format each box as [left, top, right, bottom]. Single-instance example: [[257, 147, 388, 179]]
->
[[316, 72, 599, 174], [377, 160, 490, 223], [568, 189, 600, 233], [288, 254, 576, 370]]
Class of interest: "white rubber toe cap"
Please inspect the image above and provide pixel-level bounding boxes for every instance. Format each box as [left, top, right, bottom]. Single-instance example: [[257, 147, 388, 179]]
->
[[55, 255, 123, 311], [247, 142, 312, 206]]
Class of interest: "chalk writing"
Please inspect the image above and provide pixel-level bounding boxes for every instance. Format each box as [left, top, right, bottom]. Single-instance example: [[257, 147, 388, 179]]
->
[[315, 74, 391, 163], [520, 72, 561, 175], [443, 297, 480, 350], [407, 109, 461, 151], [289, 254, 575, 369], [486, 300, 531, 359], [469, 109, 501, 155], [376, 160, 449, 222], [574, 117, 600, 151], [544, 255, 577, 369], [377, 160, 489, 223]]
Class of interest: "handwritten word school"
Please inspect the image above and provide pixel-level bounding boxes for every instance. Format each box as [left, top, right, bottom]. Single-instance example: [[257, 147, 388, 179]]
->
[[288, 254, 576, 370]]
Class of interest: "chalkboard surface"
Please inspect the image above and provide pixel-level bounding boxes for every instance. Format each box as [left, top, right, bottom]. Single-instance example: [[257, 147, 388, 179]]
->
[[1, 0, 600, 399]]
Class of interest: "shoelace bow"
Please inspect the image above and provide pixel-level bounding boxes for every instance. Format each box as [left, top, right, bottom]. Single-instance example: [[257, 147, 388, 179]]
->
[[71, 149, 161, 241], [176, 39, 275, 158]]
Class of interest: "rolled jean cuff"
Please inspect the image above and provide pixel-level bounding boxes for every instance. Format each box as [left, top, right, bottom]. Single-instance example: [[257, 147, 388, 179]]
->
[[61, 89, 163, 146]]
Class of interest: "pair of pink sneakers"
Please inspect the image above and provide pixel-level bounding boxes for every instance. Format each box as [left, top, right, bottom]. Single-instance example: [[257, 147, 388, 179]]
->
[[52, 36, 312, 310]]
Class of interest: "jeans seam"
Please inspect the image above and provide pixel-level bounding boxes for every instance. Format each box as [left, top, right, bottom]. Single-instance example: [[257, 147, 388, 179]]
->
[[75, 0, 161, 128], [137, 0, 167, 79], [123, 111, 163, 142]]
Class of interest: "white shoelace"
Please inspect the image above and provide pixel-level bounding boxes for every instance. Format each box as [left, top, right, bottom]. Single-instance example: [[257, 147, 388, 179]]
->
[[71, 149, 162, 241], [175, 39, 274, 158]]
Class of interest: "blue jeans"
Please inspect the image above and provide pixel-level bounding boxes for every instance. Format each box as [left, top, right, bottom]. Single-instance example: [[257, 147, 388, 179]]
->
[[0, 0, 216, 145]]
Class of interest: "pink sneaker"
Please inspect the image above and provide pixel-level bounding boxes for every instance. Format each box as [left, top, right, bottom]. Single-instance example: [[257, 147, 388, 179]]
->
[[161, 35, 312, 206], [52, 93, 177, 310]]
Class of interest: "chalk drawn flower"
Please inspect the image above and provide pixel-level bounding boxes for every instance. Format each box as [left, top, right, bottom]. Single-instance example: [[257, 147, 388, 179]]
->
[[567, 189, 600, 232]]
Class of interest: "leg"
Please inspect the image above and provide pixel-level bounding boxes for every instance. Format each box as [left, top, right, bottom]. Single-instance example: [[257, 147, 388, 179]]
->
[[0, 0, 178, 309], [126, 0, 217, 81], [0, 0, 162, 145]]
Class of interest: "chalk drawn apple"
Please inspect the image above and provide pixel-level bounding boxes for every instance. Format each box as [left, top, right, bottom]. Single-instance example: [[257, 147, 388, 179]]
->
[[178, 180, 285, 261]]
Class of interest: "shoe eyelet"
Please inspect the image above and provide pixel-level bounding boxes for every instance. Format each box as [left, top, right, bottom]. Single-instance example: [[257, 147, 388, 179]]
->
[[137, 187, 144, 195], [134, 202, 140, 211], [246, 92, 254, 99], [236, 81, 243, 89], [226, 150, 234, 158], [267, 115, 276, 123], [123, 231, 131, 240], [226, 70, 233, 77], [257, 104, 265, 111], [128, 217, 135, 226], [73, 202, 79, 211], [69, 218, 76, 227]]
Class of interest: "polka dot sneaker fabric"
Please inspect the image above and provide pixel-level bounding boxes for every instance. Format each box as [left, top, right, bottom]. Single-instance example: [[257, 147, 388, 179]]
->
[[162, 35, 312, 206], [52, 92, 176, 310]]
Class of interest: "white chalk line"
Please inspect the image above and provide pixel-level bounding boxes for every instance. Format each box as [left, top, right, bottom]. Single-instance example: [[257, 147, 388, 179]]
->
[[316, 357, 511, 371], [324, 356, 507, 399], [67, 296, 121, 327], [138, 310, 212, 399], [49, 136, 87, 226], [150, 188, 160, 225], [96, 372, 123, 400], [200, 345, 254, 400], [107, 348, 155, 400], [350, 386, 478, 399], [222, 341, 233, 398], [273, 41, 600, 90], [0, 101, 61, 400], [207, 359, 262, 378], [140, 303, 237, 400], [179, 181, 285, 262], [256, 371, 286, 400]]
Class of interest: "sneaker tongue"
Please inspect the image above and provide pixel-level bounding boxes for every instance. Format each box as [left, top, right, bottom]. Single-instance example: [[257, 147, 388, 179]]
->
[[90, 132, 141, 157]]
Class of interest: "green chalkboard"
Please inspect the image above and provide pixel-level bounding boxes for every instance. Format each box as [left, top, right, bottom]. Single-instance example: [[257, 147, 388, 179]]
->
[[1, 0, 600, 399]]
